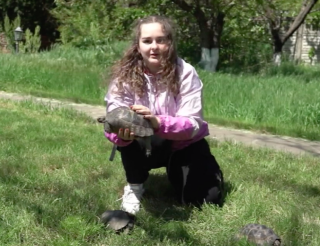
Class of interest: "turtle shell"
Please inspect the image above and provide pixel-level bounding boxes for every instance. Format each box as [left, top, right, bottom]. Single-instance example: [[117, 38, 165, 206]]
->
[[100, 210, 134, 233], [99, 106, 154, 137], [235, 223, 281, 246]]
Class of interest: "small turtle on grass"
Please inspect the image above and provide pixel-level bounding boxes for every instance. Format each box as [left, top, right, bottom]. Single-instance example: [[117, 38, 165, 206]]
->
[[100, 210, 135, 234], [234, 223, 281, 246], [97, 106, 154, 161]]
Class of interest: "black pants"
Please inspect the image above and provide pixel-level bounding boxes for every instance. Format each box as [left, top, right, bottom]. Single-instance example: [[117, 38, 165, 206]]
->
[[117, 136, 224, 206]]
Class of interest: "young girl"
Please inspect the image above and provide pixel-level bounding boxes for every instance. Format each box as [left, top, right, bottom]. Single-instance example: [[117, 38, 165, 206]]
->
[[104, 15, 224, 215]]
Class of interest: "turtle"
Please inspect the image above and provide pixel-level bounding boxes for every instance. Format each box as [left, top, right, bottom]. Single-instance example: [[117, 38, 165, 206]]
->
[[100, 210, 135, 234], [234, 223, 281, 246], [97, 106, 154, 160]]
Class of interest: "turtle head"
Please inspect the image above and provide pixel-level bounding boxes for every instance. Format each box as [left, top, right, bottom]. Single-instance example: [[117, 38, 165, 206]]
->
[[97, 116, 106, 123]]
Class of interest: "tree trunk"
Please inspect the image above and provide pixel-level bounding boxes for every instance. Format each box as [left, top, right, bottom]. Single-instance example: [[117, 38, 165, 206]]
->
[[197, 11, 224, 72], [197, 11, 215, 71], [265, 0, 318, 65], [271, 29, 283, 66], [170, 0, 225, 72], [273, 51, 282, 66]]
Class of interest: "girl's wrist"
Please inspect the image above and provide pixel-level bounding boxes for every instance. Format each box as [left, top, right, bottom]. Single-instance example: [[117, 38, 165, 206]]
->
[[153, 116, 161, 130]]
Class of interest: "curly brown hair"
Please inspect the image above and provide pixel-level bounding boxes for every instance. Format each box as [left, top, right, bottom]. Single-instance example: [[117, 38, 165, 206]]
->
[[110, 15, 180, 98]]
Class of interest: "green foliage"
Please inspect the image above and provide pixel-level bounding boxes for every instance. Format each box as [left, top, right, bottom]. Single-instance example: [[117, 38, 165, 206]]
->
[[0, 0, 57, 42], [20, 25, 41, 53], [51, 0, 201, 62], [3, 14, 21, 52], [2, 13, 42, 54], [51, 0, 148, 48], [5, 0, 317, 70], [306, 6, 320, 29], [215, 3, 271, 71], [110, 6, 150, 40], [53, 0, 112, 47], [308, 47, 316, 60]]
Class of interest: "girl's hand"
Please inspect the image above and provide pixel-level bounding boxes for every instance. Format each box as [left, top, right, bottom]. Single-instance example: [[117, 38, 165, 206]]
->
[[131, 105, 160, 130], [117, 128, 135, 141]]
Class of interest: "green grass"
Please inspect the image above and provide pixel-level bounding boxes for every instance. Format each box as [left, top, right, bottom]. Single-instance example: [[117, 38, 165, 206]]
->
[[0, 45, 319, 141], [1, 99, 320, 245], [200, 71, 320, 140]]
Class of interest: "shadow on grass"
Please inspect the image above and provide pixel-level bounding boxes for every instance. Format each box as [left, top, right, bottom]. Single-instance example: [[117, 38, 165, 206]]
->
[[0, 172, 198, 244], [142, 172, 234, 217], [284, 211, 303, 246], [0, 173, 112, 224], [136, 173, 202, 244], [281, 208, 317, 246], [0, 168, 234, 245], [142, 172, 191, 220], [220, 180, 235, 207]]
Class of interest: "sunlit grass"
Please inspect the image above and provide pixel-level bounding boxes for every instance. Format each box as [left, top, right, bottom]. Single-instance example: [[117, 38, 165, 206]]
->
[[0, 99, 319, 245], [199, 71, 320, 140], [0, 44, 319, 140]]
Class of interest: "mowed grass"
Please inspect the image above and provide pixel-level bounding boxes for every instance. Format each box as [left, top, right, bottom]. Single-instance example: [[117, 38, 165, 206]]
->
[[1, 99, 320, 245], [1, 46, 320, 141]]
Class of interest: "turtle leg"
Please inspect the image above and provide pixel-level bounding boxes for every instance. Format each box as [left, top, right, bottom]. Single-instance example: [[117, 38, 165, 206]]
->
[[135, 137, 152, 157], [273, 239, 281, 246], [104, 122, 112, 133], [145, 137, 152, 157], [109, 144, 117, 161]]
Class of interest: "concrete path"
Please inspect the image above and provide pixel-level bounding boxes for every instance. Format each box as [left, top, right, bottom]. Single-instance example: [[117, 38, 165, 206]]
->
[[1, 90, 319, 158]]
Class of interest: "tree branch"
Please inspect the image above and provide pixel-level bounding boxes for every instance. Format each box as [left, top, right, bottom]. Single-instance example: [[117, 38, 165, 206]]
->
[[309, 7, 320, 13], [282, 0, 319, 43], [170, 0, 193, 13], [171, 0, 208, 27]]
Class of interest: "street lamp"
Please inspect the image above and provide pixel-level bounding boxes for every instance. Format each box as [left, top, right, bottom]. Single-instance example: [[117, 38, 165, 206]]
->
[[14, 27, 23, 53]]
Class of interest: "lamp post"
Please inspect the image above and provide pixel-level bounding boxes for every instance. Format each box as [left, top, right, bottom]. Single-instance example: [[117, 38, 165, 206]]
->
[[14, 27, 23, 53]]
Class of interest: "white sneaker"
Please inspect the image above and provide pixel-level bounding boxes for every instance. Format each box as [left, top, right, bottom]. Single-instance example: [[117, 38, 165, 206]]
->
[[120, 184, 145, 215]]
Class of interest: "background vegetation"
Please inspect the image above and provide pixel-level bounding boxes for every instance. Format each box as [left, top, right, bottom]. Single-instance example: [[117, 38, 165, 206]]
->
[[1, 0, 320, 139], [1, 0, 320, 67], [1, 47, 319, 141]]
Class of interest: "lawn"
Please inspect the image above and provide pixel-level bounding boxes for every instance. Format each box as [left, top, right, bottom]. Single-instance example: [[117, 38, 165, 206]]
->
[[1, 99, 319, 245], [0, 45, 319, 141]]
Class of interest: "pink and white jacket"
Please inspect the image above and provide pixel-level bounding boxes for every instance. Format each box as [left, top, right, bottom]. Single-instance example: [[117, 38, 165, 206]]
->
[[104, 58, 210, 151]]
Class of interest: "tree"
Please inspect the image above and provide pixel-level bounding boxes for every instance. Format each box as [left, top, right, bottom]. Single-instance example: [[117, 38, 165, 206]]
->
[[253, 0, 319, 65], [169, 0, 235, 72], [0, 0, 58, 48], [51, 0, 152, 47]]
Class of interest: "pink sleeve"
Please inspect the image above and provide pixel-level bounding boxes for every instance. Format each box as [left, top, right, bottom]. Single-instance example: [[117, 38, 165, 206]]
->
[[103, 80, 134, 146], [154, 115, 197, 140], [155, 63, 206, 140], [104, 132, 133, 146]]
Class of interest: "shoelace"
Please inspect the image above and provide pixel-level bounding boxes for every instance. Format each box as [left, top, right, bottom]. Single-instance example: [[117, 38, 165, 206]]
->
[[116, 188, 143, 202]]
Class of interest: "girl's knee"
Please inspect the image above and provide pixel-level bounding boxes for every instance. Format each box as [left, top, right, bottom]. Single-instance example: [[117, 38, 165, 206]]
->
[[183, 168, 224, 206]]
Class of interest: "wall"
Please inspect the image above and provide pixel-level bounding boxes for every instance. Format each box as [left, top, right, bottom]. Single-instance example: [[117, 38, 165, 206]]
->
[[283, 24, 320, 64]]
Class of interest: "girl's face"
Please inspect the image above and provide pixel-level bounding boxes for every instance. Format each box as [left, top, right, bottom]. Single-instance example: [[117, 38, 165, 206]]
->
[[138, 22, 169, 74]]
